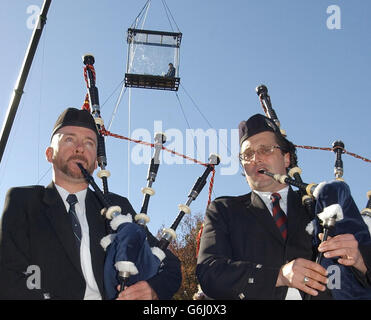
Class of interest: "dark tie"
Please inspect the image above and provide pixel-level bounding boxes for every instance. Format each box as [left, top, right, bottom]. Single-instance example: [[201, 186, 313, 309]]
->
[[66, 194, 82, 246], [270, 193, 288, 240]]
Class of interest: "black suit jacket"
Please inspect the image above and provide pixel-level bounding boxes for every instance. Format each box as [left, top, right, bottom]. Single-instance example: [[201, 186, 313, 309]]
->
[[196, 188, 332, 300], [0, 183, 181, 300]]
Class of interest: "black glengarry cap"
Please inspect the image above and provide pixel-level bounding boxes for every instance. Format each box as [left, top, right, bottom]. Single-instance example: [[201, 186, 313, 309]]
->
[[238, 114, 281, 146], [51, 107, 99, 139]]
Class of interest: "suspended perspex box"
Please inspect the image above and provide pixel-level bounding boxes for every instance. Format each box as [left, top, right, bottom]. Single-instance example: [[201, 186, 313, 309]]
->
[[125, 28, 182, 91]]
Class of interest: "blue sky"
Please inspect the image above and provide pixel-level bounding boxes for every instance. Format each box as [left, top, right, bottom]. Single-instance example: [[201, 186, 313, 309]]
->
[[1, 0, 371, 235]]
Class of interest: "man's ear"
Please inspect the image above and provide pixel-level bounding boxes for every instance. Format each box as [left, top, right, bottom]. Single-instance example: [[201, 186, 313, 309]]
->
[[45, 147, 54, 163], [284, 152, 291, 168]]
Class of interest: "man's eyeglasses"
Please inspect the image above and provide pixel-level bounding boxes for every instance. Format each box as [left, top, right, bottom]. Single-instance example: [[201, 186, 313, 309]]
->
[[239, 145, 282, 162]]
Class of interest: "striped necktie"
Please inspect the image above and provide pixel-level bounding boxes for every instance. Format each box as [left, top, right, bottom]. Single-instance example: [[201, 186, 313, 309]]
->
[[270, 193, 288, 240], [66, 194, 82, 246]]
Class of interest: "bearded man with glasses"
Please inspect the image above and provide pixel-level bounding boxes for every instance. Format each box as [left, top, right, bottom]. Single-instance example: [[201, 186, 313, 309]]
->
[[196, 114, 369, 300]]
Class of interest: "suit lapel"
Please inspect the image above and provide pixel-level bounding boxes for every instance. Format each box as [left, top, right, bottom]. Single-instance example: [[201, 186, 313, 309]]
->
[[246, 192, 285, 244], [43, 182, 83, 276], [85, 189, 107, 297]]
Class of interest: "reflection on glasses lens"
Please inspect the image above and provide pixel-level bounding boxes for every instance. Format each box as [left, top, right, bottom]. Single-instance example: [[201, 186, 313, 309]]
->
[[240, 145, 280, 162]]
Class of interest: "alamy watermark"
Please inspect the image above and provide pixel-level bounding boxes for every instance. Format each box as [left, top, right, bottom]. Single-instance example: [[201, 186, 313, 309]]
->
[[130, 121, 240, 176], [326, 264, 341, 290], [26, 4, 342, 30], [26, 4, 41, 30], [23, 263, 341, 294], [326, 5, 341, 30], [25, 265, 41, 290]]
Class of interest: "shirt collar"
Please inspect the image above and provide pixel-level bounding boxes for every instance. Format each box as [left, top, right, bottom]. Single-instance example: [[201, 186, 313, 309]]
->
[[253, 185, 289, 200], [55, 184, 87, 207], [253, 186, 289, 215]]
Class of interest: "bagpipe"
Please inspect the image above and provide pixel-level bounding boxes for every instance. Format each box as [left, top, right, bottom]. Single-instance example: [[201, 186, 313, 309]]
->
[[79, 54, 220, 299], [256, 84, 371, 299]]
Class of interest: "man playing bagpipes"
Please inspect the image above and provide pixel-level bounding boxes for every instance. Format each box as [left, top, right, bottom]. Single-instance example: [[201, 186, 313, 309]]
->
[[196, 113, 371, 299], [0, 108, 181, 300]]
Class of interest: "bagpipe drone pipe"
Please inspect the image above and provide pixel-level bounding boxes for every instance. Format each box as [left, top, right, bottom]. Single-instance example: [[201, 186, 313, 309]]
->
[[256, 85, 371, 299], [79, 56, 221, 299], [81, 55, 156, 299]]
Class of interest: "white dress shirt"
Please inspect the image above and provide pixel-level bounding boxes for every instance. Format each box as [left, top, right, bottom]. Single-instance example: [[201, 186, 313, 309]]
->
[[253, 186, 302, 300], [55, 184, 102, 300]]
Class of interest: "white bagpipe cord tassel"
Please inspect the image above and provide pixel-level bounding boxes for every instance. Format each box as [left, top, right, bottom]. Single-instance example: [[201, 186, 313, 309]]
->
[[317, 204, 344, 224], [115, 261, 139, 276], [110, 213, 133, 231], [100, 233, 116, 251]]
